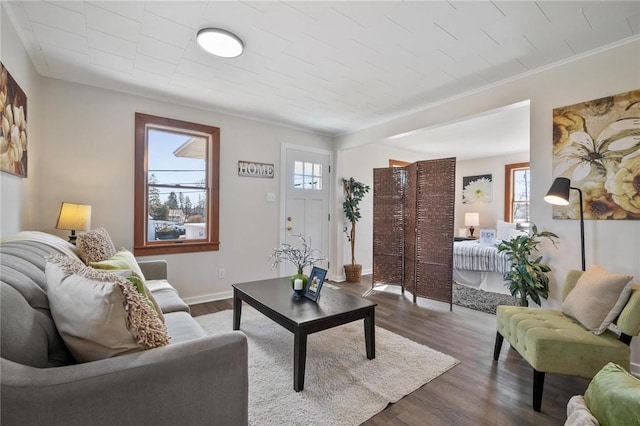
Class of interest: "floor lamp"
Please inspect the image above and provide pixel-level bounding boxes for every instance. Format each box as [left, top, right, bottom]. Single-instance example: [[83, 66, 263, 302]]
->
[[544, 177, 585, 271]]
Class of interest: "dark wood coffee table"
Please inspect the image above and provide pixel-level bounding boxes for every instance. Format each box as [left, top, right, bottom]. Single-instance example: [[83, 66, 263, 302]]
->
[[232, 277, 376, 392]]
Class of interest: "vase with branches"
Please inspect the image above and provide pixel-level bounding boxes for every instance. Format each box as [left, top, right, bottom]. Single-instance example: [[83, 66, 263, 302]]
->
[[270, 234, 325, 289], [342, 177, 371, 282]]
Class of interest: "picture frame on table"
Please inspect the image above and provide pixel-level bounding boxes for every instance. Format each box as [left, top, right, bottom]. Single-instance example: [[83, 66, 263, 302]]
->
[[479, 229, 496, 246], [303, 267, 327, 302]]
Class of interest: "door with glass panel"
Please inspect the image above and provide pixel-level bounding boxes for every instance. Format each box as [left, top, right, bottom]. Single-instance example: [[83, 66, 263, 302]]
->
[[283, 147, 330, 276]]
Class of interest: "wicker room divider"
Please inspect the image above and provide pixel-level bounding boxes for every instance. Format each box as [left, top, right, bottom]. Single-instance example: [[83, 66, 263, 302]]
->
[[372, 158, 456, 308]]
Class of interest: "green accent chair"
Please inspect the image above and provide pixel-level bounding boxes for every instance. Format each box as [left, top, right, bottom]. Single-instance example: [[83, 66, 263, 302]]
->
[[493, 270, 640, 412]]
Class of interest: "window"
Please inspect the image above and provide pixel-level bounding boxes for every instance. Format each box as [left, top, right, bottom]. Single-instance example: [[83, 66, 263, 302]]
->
[[134, 113, 219, 255], [389, 159, 411, 167], [293, 161, 323, 190], [504, 162, 530, 224]]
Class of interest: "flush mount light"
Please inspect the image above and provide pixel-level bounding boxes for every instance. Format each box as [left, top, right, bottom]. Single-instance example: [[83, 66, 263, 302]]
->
[[196, 28, 244, 58]]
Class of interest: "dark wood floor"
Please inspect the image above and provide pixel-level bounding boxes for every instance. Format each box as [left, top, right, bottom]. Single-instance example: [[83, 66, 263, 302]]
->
[[191, 276, 587, 425]]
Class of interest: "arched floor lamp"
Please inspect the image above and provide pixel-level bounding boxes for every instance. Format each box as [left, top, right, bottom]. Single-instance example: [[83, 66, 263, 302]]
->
[[544, 177, 585, 271]]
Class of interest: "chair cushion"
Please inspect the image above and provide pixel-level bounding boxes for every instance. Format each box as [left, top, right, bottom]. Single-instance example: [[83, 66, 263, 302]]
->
[[562, 265, 633, 334], [46, 255, 169, 362], [584, 363, 640, 426], [496, 306, 630, 378]]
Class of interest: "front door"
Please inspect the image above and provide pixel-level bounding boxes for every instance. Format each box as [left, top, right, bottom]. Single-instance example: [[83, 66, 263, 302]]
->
[[282, 145, 331, 276]]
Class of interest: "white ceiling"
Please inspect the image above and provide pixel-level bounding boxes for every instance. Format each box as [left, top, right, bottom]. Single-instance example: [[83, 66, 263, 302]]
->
[[4, 1, 640, 141]]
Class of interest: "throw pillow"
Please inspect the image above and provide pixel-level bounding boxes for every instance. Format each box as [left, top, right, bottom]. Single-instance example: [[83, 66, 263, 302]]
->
[[89, 248, 164, 320], [496, 220, 517, 241], [584, 363, 640, 426], [76, 227, 117, 264], [45, 254, 169, 362], [562, 265, 633, 334], [89, 247, 147, 285]]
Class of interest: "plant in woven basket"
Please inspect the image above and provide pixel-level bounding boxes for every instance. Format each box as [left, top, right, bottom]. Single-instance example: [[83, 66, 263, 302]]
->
[[497, 224, 559, 306], [342, 177, 370, 282]]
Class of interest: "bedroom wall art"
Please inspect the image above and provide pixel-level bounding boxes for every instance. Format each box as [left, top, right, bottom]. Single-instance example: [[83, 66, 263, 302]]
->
[[552, 89, 640, 220], [0, 62, 28, 178], [462, 174, 492, 203]]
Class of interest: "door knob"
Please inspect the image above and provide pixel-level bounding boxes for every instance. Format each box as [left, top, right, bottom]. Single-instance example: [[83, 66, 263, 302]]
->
[[287, 226, 293, 231], [287, 217, 293, 222]]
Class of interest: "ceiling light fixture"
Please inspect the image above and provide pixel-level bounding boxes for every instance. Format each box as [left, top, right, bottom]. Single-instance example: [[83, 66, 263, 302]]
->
[[196, 28, 244, 58]]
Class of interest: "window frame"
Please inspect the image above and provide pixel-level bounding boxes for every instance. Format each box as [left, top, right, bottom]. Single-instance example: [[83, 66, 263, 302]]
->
[[504, 161, 530, 223], [134, 113, 220, 256]]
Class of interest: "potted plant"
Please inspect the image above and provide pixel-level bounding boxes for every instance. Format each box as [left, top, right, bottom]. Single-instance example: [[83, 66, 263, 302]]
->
[[342, 177, 371, 282], [497, 224, 559, 306]]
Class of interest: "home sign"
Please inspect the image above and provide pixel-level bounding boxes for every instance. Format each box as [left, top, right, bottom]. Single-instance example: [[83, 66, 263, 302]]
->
[[238, 161, 274, 178]]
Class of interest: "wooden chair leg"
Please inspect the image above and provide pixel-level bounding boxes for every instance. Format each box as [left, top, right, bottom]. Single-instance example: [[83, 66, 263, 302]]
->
[[493, 332, 504, 360], [533, 369, 545, 412]]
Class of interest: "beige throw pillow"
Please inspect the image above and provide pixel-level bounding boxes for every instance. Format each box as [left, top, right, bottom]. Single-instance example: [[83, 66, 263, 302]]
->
[[562, 265, 633, 335], [76, 227, 117, 264], [46, 254, 169, 362]]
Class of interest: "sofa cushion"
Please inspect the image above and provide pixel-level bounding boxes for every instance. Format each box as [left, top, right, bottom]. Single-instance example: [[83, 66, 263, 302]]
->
[[1, 283, 72, 367], [45, 255, 169, 362], [76, 227, 117, 264], [146, 279, 190, 314], [584, 363, 640, 426], [562, 265, 633, 334], [164, 311, 207, 344]]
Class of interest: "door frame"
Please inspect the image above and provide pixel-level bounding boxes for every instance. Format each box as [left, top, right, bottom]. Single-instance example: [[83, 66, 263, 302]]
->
[[279, 143, 333, 277]]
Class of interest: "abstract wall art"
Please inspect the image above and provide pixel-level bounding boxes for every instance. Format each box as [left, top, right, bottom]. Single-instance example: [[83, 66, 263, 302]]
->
[[552, 89, 640, 220], [0, 62, 28, 178]]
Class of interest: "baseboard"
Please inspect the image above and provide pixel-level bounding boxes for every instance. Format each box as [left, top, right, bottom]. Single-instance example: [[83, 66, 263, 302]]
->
[[330, 268, 372, 283], [631, 362, 640, 378], [184, 290, 232, 306]]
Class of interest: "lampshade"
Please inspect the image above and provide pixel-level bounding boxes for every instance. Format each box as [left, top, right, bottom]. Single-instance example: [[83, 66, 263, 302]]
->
[[56, 202, 92, 231], [196, 28, 244, 58], [544, 177, 571, 205], [464, 212, 479, 227]]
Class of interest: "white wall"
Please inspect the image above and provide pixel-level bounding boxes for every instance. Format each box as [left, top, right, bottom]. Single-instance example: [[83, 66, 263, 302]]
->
[[335, 38, 640, 368], [33, 78, 331, 303], [455, 151, 529, 233], [0, 6, 40, 234], [334, 144, 427, 278]]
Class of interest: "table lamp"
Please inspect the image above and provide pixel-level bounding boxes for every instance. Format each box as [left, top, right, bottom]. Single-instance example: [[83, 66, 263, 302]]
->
[[544, 177, 585, 271], [56, 202, 92, 244], [465, 212, 480, 238]]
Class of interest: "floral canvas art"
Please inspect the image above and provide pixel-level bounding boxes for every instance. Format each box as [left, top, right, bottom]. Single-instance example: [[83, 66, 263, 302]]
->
[[462, 174, 492, 204], [552, 89, 640, 220], [0, 62, 28, 178]]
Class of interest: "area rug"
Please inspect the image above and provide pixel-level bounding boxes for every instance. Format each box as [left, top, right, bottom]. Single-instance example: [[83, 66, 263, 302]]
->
[[452, 283, 518, 314], [196, 307, 459, 426]]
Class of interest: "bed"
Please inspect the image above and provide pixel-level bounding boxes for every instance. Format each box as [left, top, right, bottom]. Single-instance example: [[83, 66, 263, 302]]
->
[[453, 240, 512, 294]]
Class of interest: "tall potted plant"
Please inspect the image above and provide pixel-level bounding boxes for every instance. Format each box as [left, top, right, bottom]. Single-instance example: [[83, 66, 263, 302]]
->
[[342, 177, 370, 282], [497, 224, 559, 306]]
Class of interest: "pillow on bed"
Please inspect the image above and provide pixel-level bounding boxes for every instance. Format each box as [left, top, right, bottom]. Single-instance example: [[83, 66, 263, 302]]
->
[[496, 220, 517, 240]]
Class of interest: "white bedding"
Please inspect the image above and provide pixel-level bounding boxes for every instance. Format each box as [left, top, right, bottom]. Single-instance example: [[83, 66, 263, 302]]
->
[[453, 240, 511, 274], [453, 240, 512, 293]]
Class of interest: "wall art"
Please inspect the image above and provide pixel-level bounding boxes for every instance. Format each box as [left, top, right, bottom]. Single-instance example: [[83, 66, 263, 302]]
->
[[462, 174, 492, 203], [552, 89, 640, 220], [0, 62, 28, 178]]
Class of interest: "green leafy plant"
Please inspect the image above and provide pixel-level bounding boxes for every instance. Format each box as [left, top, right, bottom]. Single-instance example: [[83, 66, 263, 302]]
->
[[342, 177, 371, 266], [497, 224, 559, 306]]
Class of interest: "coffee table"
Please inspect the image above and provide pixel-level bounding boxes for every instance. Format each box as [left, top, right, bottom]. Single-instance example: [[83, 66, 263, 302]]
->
[[232, 277, 376, 391]]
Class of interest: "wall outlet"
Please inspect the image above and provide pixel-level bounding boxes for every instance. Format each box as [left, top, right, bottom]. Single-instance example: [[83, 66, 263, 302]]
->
[[266, 192, 276, 202], [218, 268, 225, 279]]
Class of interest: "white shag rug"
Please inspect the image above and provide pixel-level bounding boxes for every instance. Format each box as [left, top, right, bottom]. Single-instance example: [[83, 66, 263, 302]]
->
[[196, 307, 459, 426]]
